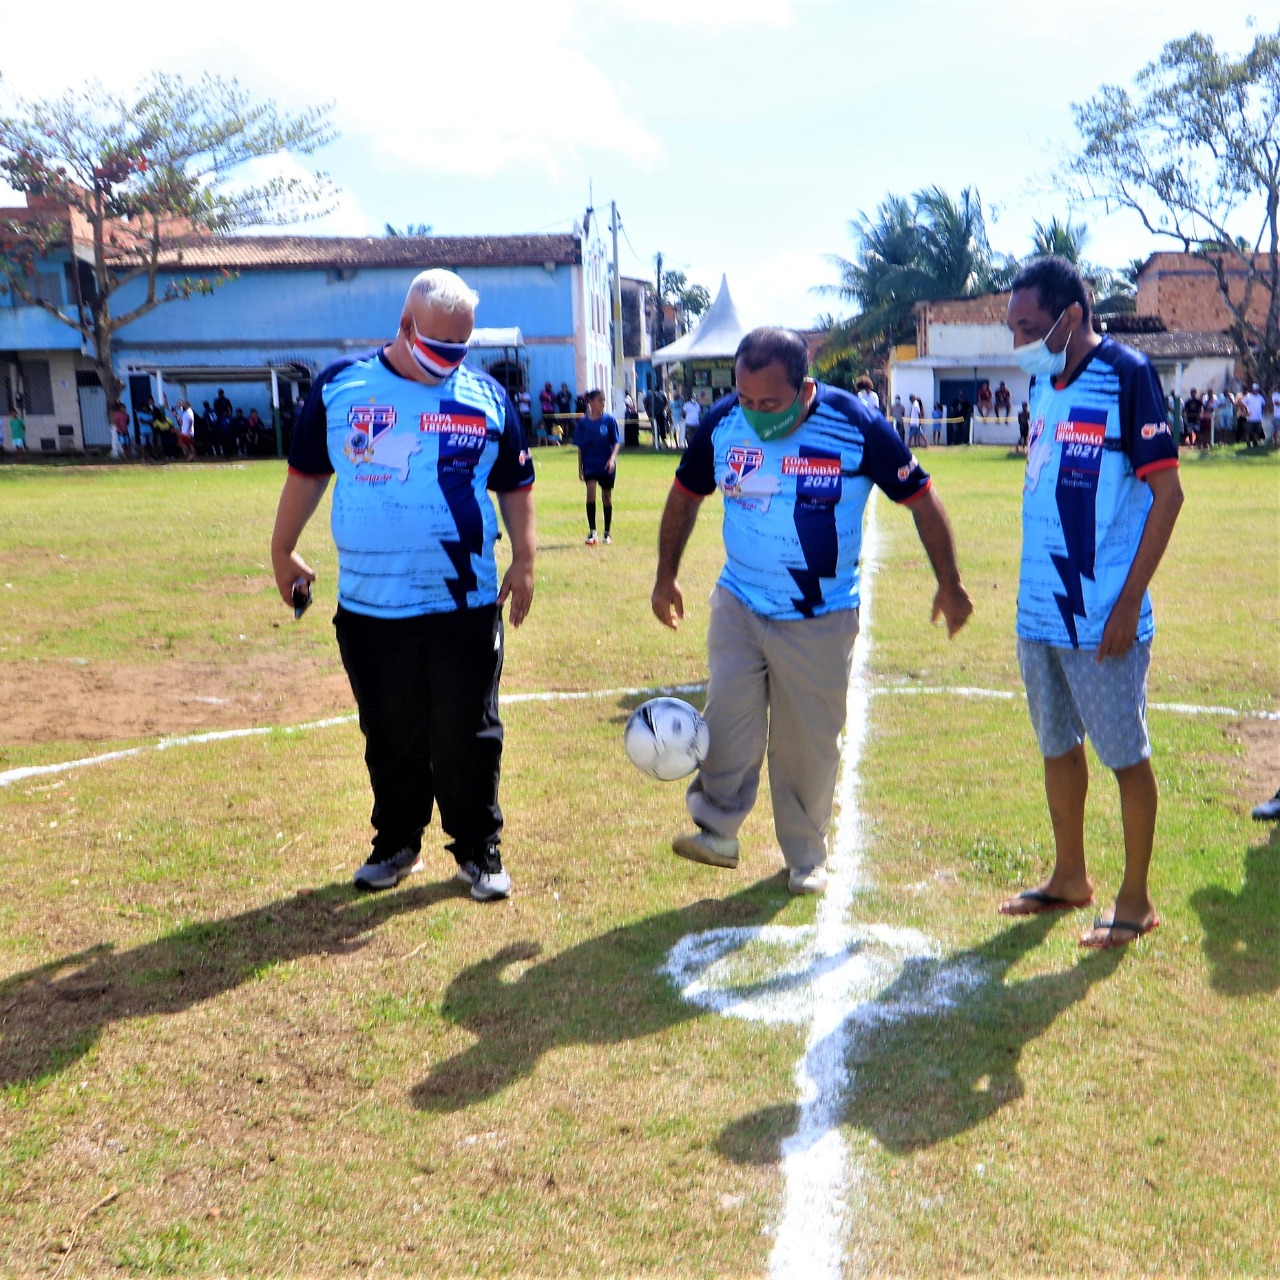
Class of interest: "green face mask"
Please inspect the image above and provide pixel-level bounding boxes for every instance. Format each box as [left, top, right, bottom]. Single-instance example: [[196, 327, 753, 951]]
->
[[741, 392, 806, 441]]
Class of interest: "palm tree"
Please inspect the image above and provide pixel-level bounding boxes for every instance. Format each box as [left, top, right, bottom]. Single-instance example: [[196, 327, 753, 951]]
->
[[825, 194, 924, 349], [1031, 216, 1089, 262], [819, 185, 1003, 368], [913, 186, 992, 297]]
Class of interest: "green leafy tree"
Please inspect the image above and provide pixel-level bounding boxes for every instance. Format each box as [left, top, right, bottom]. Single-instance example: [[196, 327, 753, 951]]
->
[[0, 73, 336, 403], [1068, 25, 1280, 385], [661, 269, 711, 328]]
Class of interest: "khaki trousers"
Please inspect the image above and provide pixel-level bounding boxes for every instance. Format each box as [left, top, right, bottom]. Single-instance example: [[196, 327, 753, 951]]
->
[[686, 587, 860, 871]]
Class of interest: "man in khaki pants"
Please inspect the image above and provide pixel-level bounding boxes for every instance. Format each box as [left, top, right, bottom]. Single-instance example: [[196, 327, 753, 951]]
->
[[651, 327, 972, 895]]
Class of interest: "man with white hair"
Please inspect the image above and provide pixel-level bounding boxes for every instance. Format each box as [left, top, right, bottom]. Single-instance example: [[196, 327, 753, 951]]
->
[[271, 269, 536, 901]]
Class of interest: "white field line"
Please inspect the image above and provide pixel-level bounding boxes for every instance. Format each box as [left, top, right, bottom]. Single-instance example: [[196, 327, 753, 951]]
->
[[764, 503, 883, 1279], [885, 685, 1280, 721], [0, 685, 709, 789], [4, 677, 1270, 793], [661, 503, 939, 1280]]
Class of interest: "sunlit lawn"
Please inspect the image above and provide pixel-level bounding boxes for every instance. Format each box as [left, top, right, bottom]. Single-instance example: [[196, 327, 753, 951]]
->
[[0, 443, 1276, 1276]]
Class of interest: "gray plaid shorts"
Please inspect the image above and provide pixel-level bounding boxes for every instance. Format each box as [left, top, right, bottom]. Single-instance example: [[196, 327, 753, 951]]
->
[[1017, 637, 1152, 770]]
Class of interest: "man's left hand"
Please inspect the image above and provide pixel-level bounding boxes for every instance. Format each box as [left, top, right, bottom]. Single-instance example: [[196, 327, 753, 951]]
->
[[1096, 595, 1140, 660], [497, 557, 535, 627], [931, 583, 973, 637]]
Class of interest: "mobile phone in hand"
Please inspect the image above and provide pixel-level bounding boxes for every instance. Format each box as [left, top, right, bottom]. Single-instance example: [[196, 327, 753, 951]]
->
[[292, 579, 312, 619]]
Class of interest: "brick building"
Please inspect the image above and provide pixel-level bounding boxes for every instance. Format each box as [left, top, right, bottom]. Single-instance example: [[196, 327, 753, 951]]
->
[[1135, 251, 1275, 334]]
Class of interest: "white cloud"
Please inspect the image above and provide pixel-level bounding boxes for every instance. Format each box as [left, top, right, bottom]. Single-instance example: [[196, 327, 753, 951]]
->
[[603, 0, 796, 25], [710, 246, 838, 331], [1, 1, 665, 186], [226, 153, 373, 236], [259, 3, 665, 181]]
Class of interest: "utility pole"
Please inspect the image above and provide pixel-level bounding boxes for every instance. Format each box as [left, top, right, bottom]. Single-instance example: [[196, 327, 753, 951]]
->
[[610, 200, 624, 420]]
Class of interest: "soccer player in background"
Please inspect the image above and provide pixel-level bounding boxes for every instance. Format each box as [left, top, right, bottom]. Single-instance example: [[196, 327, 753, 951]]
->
[[575, 389, 621, 545]]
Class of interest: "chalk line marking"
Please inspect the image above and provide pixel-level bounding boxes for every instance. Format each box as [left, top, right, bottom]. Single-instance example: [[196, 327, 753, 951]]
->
[[884, 685, 1279, 722], [0, 684, 708, 790], [661, 501, 948, 1279]]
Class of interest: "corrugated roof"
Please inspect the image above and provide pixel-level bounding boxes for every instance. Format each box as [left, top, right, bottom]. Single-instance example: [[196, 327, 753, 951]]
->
[[1109, 330, 1236, 359], [114, 233, 582, 271]]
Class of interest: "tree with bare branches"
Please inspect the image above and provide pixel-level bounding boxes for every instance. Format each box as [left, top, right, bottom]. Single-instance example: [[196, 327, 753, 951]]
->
[[1068, 27, 1280, 386]]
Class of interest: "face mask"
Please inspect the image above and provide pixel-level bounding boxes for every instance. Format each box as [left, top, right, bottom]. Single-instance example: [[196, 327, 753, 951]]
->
[[1014, 309, 1070, 378], [741, 390, 806, 440], [409, 324, 469, 379]]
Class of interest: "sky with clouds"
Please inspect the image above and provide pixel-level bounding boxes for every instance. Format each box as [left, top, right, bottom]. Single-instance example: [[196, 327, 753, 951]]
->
[[0, 0, 1271, 330]]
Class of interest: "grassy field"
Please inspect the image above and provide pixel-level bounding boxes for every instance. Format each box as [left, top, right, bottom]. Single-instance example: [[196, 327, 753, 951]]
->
[[0, 444, 1276, 1277]]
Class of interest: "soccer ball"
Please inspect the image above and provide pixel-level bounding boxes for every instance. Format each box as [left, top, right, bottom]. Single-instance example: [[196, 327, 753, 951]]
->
[[623, 697, 710, 781]]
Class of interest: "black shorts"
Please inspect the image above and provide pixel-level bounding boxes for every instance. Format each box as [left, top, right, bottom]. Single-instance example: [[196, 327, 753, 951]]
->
[[583, 470, 615, 491]]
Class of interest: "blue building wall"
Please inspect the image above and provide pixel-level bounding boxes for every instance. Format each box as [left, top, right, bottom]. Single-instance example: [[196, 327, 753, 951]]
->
[[110, 261, 591, 426], [0, 252, 82, 351], [1, 236, 612, 442]]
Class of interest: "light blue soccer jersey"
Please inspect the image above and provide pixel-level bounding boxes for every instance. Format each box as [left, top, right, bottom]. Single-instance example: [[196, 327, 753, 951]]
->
[[674, 385, 930, 619], [289, 350, 534, 619], [1019, 336, 1177, 648]]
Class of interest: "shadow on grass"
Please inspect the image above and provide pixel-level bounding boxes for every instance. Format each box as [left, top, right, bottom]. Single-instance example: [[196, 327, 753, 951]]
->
[[411, 875, 790, 1111], [1189, 826, 1280, 996], [609, 688, 708, 728], [0, 880, 458, 1091], [717, 914, 1123, 1160]]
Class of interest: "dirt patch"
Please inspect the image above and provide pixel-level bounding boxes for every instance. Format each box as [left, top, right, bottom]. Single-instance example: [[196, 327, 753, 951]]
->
[[0, 653, 354, 746], [1237, 715, 1280, 810]]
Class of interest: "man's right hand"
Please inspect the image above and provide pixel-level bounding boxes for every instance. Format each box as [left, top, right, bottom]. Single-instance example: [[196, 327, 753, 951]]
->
[[651, 578, 685, 630], [273, 550, 315, 607]]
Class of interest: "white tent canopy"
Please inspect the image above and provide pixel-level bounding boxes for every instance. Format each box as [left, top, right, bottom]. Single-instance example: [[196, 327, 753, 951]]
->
[[652, 276, 747, 364]]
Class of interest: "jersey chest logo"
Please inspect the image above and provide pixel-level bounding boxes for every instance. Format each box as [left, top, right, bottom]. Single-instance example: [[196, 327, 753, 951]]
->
[[344, 403, 419, 481]]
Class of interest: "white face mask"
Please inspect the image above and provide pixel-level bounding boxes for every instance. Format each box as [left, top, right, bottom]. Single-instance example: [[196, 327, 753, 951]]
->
[[1014, 308, 1070, 378]]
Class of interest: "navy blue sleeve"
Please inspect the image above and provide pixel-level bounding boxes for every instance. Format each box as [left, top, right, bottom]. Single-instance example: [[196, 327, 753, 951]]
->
[[605, 414, 621, 448], [674, 393, 736, 496], [1116, 347, 1178, 476], [858, 408, 931, 502], [287, 358, 360, 475], [487, 388, 536, 492]]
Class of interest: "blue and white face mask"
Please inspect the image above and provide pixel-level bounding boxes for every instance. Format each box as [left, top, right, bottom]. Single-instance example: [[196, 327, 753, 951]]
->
[[410, 323, 469, 380], [1014, 309, 1070, 378]]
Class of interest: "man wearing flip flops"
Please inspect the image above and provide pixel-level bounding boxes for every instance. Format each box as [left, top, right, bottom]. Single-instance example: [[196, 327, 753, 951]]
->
[[1001, 256, 1183, 950]]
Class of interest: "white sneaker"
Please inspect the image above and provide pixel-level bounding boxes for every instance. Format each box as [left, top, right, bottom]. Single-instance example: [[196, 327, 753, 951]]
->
[[672, 829, 740, 869], [788, 866, 829, 896], [1252, 789, 1280, 821], [603, 532, 612, 544], [456, 856, 512, 901], [353, 847, 423, 891], [585, 532, 598, 546]]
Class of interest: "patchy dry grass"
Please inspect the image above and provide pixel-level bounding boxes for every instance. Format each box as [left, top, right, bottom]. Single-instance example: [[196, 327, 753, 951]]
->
[[0, 445, 1277, 1276]]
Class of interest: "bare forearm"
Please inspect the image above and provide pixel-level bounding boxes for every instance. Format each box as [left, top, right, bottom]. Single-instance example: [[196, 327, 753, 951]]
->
[[910, 486, 963, 590], [1117, 472, 1183, 606], [270, 470, 330, 603], [655, 485, 702, 584], [909, 486, 973, 637], [271, 471, 328, 555], [497, 486, 537, 564]]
